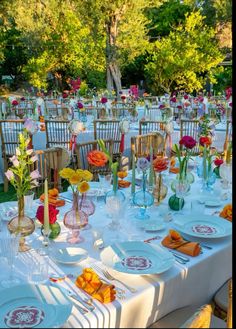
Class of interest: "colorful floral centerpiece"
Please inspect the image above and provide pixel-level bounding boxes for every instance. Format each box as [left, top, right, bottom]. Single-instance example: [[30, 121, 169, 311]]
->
[[59, 168, 93, 243], [36, 204, 61, 239], [5, 131, 39, 251]]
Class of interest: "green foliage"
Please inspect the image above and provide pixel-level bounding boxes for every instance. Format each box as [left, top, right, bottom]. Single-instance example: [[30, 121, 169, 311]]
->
[[145, 11, 224, 93], [213, 66, 232, 93]]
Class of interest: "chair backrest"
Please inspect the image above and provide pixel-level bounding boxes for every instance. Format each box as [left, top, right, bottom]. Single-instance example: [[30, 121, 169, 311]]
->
[[75, 139, 113, 180], [33, 147, 64, 192], [227, 279, 232, 328], [45, 99, 61, 118], [131, 132, 165, 159], [224, 120, 232, 154], [180, 119, 200, 154], [94, 119, 121, 154], [139, 120, 167, 136], [0, 119, 24, 157], [180, 304, 212, 328], [45, 120, 71, 150]]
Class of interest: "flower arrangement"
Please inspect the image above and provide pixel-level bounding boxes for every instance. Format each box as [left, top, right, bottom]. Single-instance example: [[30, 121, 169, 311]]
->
[[5, 131, 39, 198], [23, 118, 39, 135], [153, 157, 169, 173], [198, 115, 216, 138], [219, 204, 232, 222], [59, 168, 92, 194], [174, 136, 196, 181]]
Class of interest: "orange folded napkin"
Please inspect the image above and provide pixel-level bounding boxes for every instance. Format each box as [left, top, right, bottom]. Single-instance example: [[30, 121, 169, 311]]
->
[[75, 268, 116, 303], [219, 204, 232, 222], [39, 188, 65, 207], [118, 180, 131, 188], [161, 230, 201, 257]]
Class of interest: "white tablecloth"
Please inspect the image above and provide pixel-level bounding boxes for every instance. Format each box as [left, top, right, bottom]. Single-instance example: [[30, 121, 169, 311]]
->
[[0, 174, 232, 328]]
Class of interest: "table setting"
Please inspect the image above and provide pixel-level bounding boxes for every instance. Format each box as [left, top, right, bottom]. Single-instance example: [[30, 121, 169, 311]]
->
[[0, 126, 232, 328]]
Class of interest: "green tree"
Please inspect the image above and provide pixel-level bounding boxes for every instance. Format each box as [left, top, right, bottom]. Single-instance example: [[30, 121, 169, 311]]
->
[[145, 11, 224, 94]]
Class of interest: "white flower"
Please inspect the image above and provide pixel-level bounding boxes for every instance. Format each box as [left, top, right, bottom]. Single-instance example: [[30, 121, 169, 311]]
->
[[26, 149, 34, 155], [30, 155, 38, 163], [5, 169, 14, 181], [9, 155, 19, 167], [68, 120, 85, 135], [30, 170, 40, 180], [16, 148, 21, 156]]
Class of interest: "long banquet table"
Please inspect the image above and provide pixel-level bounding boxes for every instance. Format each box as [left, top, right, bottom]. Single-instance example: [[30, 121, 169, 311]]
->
[[0, 172, 232, 328]]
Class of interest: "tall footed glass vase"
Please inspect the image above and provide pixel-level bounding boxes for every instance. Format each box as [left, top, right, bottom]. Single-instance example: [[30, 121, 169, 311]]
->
[[63, 192, 88, 243], [7, 196, 35, 252], [105, 166, 125, 230]]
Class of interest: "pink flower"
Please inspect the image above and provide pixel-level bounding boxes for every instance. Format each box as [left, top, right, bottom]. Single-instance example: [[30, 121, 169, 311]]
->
[[101, 97, 107, 104], [77, 102, 84, 109], [198, 96, 204, 102], [30, 170, 40, 180], [184, 95, 189, 99], [5, 169, 14, 181], [179, 136, 197, 149], [229, 102, 232, 107], [36, 205, 59, 225], [9, 155, 19, 167], [159, 104, 165, 109], [30, 155, 38, 163], [11, 100, 18, 106], [24, 118, 38, 135], [170, 97, 177, 103], [177, 105, 182, 110], [214, 158, 224, 166]]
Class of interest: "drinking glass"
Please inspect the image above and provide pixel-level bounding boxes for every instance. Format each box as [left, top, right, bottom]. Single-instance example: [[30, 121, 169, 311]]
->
[[98, 173, 112, 194], [27, 255, 49, 284], [0, 234, 20, 288], [24, 190, 35, 215], [175, 179, 190, 214]]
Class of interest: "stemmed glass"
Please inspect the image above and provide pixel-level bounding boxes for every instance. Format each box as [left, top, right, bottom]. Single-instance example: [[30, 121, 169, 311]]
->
[[0, 233, 20, 288], [175, 179, 190, 214]]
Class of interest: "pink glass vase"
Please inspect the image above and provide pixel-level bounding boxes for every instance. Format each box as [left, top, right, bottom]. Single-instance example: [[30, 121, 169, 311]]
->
[[79, 193, 95, 217], [63, 192, 88, 243]]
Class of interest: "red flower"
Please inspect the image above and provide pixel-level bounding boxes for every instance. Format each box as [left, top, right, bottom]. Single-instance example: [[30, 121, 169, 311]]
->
[[77, 102, 84, 109], [177, 105, 182, 110], [170, 97, 177, 103], [101, 97, 107, 104], [159, 104, 165, 109], [62, 93, 68, 98], [214, 158, 224, 166], [179, 136, 197, 149], [229, 102, 232, 107], [199, 136, 212, 147], [184, 95, 189, 99], [36, 205, 59, 225], [12, 100, 19, 106], [121, 95, 126, 100], [198, 96, 204, 102], [20, 97, 25, 101]]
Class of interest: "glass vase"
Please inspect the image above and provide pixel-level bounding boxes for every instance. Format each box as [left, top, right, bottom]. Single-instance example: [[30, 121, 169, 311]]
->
[[153, 172, 168, 206], [7, 196, 35, 252], [63, 192, 88, 243], [201, 163, 217, 193], [105, 168, 125, 230], [78, 193, 95, 222], [219, 162, 232, 190], [133, 171, 154, 220], [41, 222, 61, 240]]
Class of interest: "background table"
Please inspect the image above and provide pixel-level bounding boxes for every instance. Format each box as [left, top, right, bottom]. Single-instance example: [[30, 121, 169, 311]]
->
[[0, 173, 232, 328]]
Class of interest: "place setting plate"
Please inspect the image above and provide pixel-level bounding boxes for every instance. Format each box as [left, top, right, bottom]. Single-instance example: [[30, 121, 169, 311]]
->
[[197, 197, 222, 208], [51, 247, 88, 265], [173, 214, 232, 239], [100, 241, 174, 275], [0, 201, 18, 221], [0, 284, 72, 328]]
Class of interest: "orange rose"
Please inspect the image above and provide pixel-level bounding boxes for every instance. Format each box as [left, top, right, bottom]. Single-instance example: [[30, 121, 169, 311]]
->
[[153, 157, 169, 172], [117, 171, 128, 179], [87, 150, 108, 167], [219, 204, 232, 222]]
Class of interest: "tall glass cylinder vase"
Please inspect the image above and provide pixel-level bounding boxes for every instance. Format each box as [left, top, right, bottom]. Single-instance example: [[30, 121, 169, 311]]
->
[[63, 192, 88, 243], [7, 196, 35, 252], [105, 168, 125, 230], [133, 172, 154, 220], [153, 172, 168, 206]]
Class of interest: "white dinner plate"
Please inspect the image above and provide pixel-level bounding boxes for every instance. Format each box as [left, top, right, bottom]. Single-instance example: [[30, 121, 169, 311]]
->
[[0, 201, 18, 221], [0, 284, 72, 328], [173, 214, 232, 239], [100, 241, 174, 275], [142, 220, 166, 232], [197, 197, 222, 207], [51, 247, 88, 265]]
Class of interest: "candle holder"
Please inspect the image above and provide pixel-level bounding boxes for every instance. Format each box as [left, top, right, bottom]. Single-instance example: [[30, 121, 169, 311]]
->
[[39, 228, 52, 255]]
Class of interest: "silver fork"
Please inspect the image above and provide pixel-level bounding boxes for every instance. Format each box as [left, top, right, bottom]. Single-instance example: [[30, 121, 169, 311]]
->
[[99, 268, 137, 293]]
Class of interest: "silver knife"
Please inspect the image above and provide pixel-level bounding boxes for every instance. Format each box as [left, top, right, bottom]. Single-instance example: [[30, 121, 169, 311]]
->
[[50, 284, 95, 312]]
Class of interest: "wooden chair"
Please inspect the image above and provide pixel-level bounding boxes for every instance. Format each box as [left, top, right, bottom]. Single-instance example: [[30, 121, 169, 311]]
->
[[75, 139, 113, 181], [94, 119, 122, 155], [45, 99, 61, 118], [45, 120, 72, 150], [223, 120, 232, 155], [180, 119, 200, 155], [33, 147, 66, 194], [0, 119, 25, 192], [213, 279, 232, 328], [131, 132, 165, 159], [139, 120, 167, 136]]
